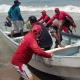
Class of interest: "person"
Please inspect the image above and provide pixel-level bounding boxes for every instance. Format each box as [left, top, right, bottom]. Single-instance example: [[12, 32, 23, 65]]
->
[[47, 8, 76, 33], [47, 8, 77, 47], [11, 16, 53, 80], [8, 0, 24, 37], [49, 19, 62, 48], [38, 10, 52, 29], [37, 10, 61, 48], [27, 16, 53, 50]]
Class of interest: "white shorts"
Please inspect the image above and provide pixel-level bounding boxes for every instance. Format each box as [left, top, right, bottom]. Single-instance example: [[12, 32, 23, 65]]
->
[[12, 20, 24, 33], [13, 64, 32, 80]]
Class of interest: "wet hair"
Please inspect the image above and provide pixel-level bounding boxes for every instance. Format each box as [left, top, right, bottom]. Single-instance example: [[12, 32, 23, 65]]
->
[[29, 16, 37, 24]]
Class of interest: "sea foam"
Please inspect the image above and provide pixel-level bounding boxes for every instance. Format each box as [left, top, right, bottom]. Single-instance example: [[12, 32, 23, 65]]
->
[[0, 4, 80, 13]]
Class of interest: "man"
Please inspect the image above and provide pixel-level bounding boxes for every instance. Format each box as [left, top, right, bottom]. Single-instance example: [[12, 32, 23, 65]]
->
[[8, 0, 24, 36], [47, 8, 76, 33], [47, 8, 76, 47], [38, 10, 52, 28], [11, 16, 53, 80], [28, 16, 53, 50], [38, 10, 61, 48]]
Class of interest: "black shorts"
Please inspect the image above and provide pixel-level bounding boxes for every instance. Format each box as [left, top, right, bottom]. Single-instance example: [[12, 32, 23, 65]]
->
[[62, 18, 72, 28]]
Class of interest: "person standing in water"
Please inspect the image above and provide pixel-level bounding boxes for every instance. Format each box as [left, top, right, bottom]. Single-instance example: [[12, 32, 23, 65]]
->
[[38, 10, 61, 48], [47, 8, 77, 47], [8, 0, 24, 37]]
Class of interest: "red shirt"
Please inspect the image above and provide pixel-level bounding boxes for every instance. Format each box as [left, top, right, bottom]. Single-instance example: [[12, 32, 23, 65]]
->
[[11, 28, 51, 68], [47, 11, 71, 25], [38, 14, 52, 25], [59, 11, 71, 20]]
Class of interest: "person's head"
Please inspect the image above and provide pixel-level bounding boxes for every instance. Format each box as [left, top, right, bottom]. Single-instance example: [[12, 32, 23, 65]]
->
[[41, 10, 46, 16], [54, 8, 60, 14], [14, 0, 21, 6], [32, 25, 42, 38], [28, 16, 37, 24]]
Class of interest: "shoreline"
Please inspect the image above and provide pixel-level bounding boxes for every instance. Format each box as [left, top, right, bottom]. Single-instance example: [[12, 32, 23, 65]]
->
[[0, 11, 80, 35]]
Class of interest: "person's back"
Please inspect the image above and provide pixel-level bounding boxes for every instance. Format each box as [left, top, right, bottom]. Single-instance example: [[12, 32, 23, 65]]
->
[[58, 11, 76, 33], [8, 1, 23, 21], [8, 6, 23, 21], [27, 15, 53, 50], [37, 22, 53, 50], [59, 11, 70, 21], [12, 32, 34, 66]]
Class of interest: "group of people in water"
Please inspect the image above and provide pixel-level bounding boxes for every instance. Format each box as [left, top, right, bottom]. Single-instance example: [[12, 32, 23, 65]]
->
[[6, 0, 77, 80]]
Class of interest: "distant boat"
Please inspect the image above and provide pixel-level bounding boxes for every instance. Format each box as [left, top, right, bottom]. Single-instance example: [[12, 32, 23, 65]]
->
[[1, 29, 80, 80]]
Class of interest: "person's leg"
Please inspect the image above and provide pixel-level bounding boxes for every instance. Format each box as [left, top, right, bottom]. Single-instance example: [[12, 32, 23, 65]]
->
[[57, 29, 63, 47], [21, 64, 33, 80], [18, 76, 24, 80], [50, 26, 62, 48], [16, 21, 24, 35], [52, 19, 63, 48], [13, 64, 33, 80], [11, 21, 19, 37]]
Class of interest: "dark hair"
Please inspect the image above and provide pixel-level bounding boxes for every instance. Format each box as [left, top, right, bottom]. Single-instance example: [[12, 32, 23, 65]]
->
[[14, 0, 21, 4], [29, 16, 37, 24]]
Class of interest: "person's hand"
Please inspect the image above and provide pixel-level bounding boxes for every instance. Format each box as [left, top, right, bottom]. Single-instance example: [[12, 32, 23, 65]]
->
[[47, 52, 53, 57], [50, 53, 53, 57]]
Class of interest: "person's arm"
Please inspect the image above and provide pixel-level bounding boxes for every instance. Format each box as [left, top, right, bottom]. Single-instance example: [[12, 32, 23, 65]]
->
[[41, 15, 49, 23], [47, 16, 55, 25], [30, 38, 53, 58], [38, 16, 43, 22]]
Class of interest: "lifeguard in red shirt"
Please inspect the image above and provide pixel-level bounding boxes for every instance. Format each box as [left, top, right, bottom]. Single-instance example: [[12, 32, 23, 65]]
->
[[11, 16, 53, 80], [38, 10, 52, 28], [47, 8, 76, 33]]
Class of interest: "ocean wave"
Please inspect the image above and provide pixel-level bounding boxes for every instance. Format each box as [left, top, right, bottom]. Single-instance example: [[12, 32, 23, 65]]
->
[[0, 4, 80, 13]]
